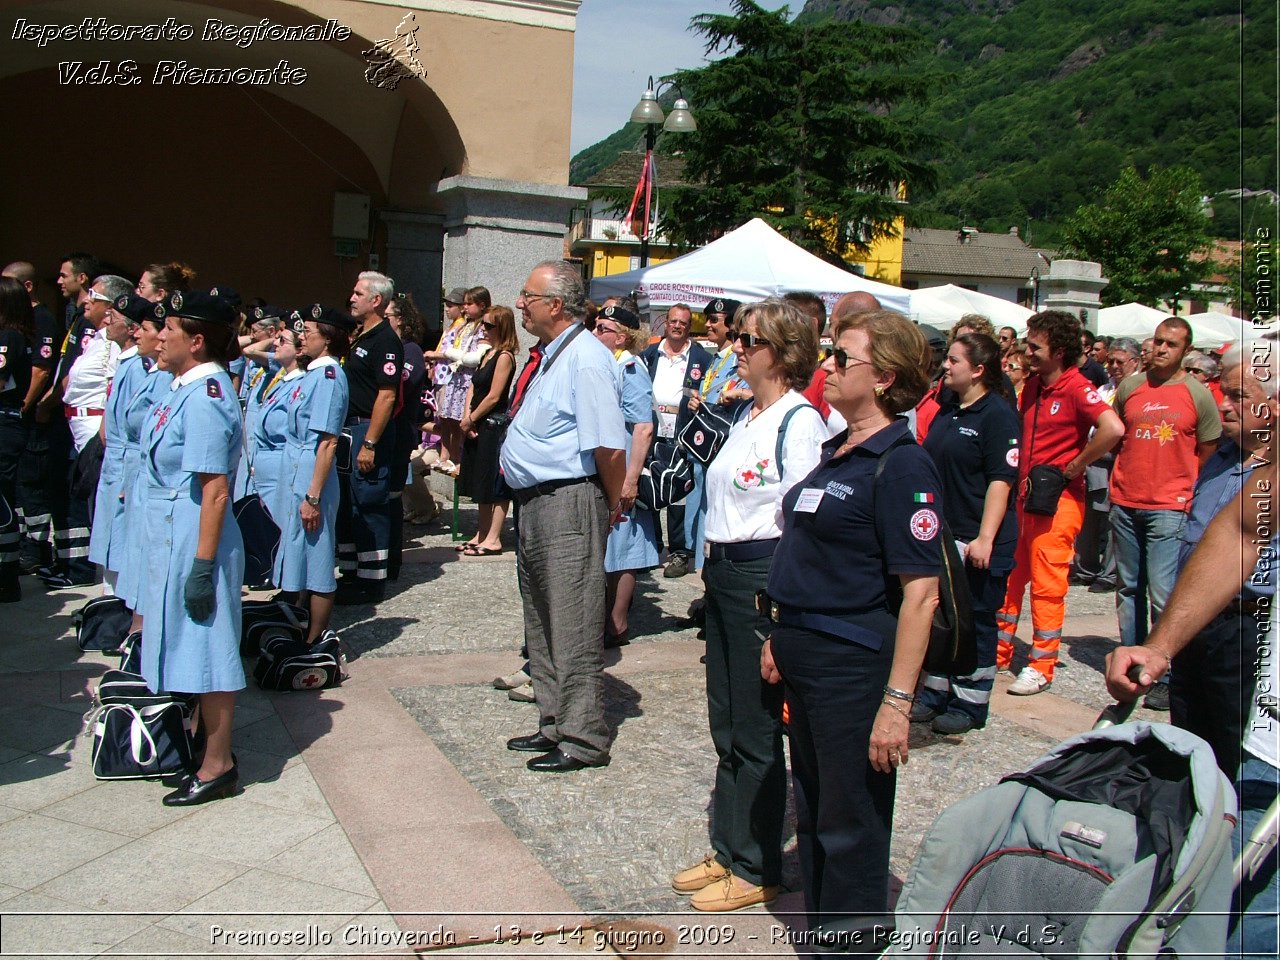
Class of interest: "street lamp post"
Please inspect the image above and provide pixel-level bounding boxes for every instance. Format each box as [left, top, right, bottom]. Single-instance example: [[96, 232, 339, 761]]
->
[[628, 77, 696, 268]]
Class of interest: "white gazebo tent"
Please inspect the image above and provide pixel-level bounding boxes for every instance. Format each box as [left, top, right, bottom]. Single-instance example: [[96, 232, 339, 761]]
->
[[1095, 303, 1170, 340], [908, 284, 1033, 333], [1182, 312, 1251, 350], [588, 217, 910, 315]]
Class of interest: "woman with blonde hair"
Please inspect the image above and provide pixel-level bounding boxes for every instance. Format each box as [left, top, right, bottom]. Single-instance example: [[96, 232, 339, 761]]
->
[[761, 309, 943, 946], [674, 298, 828, 913], [457, 305, 517, 555]]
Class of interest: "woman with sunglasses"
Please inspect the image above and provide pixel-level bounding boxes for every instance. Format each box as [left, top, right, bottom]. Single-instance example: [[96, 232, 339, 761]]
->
[[761, 309, 942, 948], [88, 293, 161, 596], [457, 306, 518, 556], [917, 332, 1020, 735], [673, 298, 826, 913], [273, 306, 352, 646], [591, 304, 660, 645], [1003, 347, 1030, 400]]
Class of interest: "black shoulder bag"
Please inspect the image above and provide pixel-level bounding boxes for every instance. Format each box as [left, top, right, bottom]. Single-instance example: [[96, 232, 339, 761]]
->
[[875, 437, 977, 677]]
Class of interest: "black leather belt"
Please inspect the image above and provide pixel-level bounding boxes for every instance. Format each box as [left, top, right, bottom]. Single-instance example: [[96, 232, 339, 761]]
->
[[757, 593, 885, 652], [512, 475, 597, 505], [706, 538, 780, 563], [345, 415, 373, 426]]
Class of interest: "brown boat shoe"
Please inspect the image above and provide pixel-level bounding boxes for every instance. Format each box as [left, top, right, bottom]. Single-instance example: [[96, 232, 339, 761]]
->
[[671, 854, 730, 894], [689, 873, 779, 912]]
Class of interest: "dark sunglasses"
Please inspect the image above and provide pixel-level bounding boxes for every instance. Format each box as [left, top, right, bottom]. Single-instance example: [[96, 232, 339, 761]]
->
[[481, 320, 497, 329], [733, 332, 771, 348], [831, 347, 874, 370]]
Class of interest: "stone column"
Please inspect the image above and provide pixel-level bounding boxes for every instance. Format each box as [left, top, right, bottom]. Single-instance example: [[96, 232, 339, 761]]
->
[[1042, 259, 1108, 332], [434, 176, 587, 315], [380, 209, 446, 330]]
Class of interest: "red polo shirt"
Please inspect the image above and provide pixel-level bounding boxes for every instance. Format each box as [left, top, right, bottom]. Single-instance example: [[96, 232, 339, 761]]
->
[[1018, 366, 1111, 499]]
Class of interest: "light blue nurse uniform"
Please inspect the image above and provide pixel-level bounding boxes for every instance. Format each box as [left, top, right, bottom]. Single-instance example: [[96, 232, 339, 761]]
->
[[140, 365, 245, 694], [274, 357, 349, 593], [114, 366, 174, 612], [605, 354, 660, 573], [248, 370, 302, 524], [88, 350, 152, 570]]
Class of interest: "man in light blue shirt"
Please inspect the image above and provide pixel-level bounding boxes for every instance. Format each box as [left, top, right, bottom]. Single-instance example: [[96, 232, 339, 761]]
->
[[499, 260, 627, 773]]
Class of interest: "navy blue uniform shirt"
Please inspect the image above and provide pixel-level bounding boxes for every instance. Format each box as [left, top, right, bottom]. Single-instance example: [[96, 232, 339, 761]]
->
[[768, 418, 944, 614], [923, 390, 1020, 572], [345, 319, 403, 419], [31, 305, 62, 374]]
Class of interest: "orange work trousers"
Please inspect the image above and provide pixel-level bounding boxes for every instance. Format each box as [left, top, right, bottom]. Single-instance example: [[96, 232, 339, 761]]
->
[[996, 494, 1085, 683]]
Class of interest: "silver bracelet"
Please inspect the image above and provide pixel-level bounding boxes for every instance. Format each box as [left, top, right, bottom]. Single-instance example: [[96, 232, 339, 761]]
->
[[883, 685, 915, 703], [880, 698, 910, 720]]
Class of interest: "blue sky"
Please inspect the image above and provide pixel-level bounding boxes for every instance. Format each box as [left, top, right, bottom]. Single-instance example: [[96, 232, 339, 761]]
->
[[570, 0, 739, 156]]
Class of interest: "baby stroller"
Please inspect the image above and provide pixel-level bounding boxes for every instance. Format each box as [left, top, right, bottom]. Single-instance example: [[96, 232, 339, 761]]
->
[[887, 720, 1237, 958]]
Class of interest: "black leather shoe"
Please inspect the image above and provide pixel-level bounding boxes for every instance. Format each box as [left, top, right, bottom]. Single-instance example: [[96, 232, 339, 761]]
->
[[161, 768, 194, 789], [162, 765, 239, 806], [506, 733, 557, 753], [161, 752, 236, 789], [526, 748, 603, 773]]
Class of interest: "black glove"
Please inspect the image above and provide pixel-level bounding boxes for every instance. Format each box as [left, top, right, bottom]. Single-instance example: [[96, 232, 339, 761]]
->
[[184, 558, 216, 622]]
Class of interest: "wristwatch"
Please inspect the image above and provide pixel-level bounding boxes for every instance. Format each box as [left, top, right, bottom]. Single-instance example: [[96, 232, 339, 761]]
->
[[361, 439, 377, 451], [304, 494, 322, 507]]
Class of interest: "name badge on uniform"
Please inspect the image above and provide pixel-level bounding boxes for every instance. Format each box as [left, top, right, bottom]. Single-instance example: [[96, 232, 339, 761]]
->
[[795, 488, 825, 513]]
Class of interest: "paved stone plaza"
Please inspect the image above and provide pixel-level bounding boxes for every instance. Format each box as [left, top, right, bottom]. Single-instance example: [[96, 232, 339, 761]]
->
[[0, 496, 1160, 958]]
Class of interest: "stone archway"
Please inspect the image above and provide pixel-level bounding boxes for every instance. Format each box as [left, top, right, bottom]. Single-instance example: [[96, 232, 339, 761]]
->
[[0, 0, 583, 316]]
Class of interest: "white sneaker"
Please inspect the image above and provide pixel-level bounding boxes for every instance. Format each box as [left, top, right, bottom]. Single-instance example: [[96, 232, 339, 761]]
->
[[1008, 666, 1051, 696]]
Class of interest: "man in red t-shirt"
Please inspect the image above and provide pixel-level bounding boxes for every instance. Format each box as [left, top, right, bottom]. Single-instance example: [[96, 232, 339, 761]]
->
[[1108, 317, 1221, 709], [998, 311, 1125, 695]]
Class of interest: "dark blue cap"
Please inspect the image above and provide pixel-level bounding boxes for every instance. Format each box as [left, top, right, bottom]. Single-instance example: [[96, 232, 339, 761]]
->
[[599, 304, 640, 329], [167, 291, 238, 327], [704, 298, 741, 321], [112, 292, 154, 323], [297, 303, 356, 332], [251, 304, 284, 324], [207, 286, 241, 307]]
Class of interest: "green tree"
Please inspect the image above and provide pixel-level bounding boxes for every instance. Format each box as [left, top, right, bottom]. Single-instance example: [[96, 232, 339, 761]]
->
[[1063, 166, 1213, 307], [660, 0, 939, 265]]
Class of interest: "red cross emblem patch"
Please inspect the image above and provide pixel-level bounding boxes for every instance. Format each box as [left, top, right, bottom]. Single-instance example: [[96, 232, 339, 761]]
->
[[910, 508, 939, 541], [153, 407, 170, 433]]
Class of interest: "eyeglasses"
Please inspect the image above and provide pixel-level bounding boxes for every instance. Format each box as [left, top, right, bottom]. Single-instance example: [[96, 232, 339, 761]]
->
[[593, 323, 619, 336], [1186, 367, 1211, 377], [85, 289, 112, 303], [733, 332, 771, 349], [518, 290, 554, 303], [481, 321, 497, 330], [831, 347, 875, 370]]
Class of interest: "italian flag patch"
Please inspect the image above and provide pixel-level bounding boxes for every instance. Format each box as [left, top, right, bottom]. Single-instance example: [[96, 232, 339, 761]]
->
[[913, 492, 935, 503]]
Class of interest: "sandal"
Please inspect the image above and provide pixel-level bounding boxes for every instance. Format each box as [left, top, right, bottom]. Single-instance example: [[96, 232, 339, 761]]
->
[[462, 545, 503, 557]]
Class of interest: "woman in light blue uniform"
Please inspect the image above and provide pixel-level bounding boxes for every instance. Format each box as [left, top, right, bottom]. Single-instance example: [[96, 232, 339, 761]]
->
[[274, 305, 351, 645], [113, 304, 173, 631], [89, 293, 157, 591], [142, 290, 245, 807], [247, 326, 305, 523], [232, 349, 273, 501], [592, 305, 660, 646]]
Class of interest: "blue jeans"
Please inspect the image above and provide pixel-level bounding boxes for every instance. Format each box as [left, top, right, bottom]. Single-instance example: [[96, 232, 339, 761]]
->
[[1227, 754, 1280, 958], [1110, 505, 1186, 652]]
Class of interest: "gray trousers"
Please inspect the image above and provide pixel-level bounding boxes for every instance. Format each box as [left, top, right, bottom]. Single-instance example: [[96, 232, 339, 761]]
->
[[517, 478, 610, 763]]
